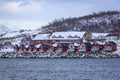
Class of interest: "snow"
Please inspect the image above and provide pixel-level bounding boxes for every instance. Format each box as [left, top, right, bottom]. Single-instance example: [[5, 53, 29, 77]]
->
[[32, 31, 86, 40], [21, 30, 40, 35], [35, 44, 41, 48], [113, 40, 120, 55], [92, 33, 108, 39], [0, 24, 16, 34], [92, 33, 108, 36], [82, 38, 87, 42], [2, 32, 21, 38], [11, 38, 23, 46], [113, 46, 120, 55], [32, 32, 109, 41], [96, 41, 105, 45], [32, 34, 50, 40], [1, 30, 40, 38], [53, 43, 58, 47], [0, 47, 14, 52], [74, 43, 80, 46], [25, 45, 29, 48], [50, 31, 86, 39]]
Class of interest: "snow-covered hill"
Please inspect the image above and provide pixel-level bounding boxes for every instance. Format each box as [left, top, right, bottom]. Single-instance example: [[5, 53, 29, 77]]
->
[[0, 24, 11, 34], [42, 11, 120, 33], [0, 24, 21, 34]]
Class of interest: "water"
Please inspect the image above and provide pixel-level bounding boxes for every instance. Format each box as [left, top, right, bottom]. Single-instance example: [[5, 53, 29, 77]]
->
[[0, 58, 120, 80]]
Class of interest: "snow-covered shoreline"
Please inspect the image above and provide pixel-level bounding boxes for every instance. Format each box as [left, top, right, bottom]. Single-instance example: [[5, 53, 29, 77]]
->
[[0, 52, 119, 59]]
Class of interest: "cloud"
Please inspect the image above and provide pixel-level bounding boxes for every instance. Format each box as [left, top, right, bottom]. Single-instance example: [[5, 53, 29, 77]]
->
[[0, 0, 120, 30], [0, 0, 42, 15]]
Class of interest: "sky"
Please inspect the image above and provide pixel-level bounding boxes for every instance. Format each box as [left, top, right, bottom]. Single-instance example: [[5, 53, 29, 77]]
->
[[0, 0, 120, 30]]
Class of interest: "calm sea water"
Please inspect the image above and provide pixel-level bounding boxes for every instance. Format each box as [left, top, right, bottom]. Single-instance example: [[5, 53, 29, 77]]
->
[[0, 58, 120, 80]]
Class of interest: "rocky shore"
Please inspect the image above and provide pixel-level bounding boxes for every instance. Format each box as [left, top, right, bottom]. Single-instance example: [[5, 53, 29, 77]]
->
[[0, 51, 120, 58]]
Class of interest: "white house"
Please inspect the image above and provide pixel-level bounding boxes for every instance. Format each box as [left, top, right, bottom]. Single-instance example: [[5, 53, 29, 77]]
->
[[92, 33, 108, 39]]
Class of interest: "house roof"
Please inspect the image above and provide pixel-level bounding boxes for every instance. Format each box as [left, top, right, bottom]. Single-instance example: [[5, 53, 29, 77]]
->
[[35, 44, 41, 48], [32, 31, 110, 41], [53, 43, 58, 47], [96, 41, 105, 45], [107, 41, 117, 45], [106, 33, 119, 37], [84, 42, 92, 46], [32, 31, 86, 40], [50, 31, 86, 39], [74, 43, 80, 46], [92, 33, 108, 39]]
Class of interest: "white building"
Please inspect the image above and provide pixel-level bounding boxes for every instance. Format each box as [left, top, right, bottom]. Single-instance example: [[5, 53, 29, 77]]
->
[[92, 33, 108, 39], [106, 34, 119, 40], [50, 31, 86, 39]]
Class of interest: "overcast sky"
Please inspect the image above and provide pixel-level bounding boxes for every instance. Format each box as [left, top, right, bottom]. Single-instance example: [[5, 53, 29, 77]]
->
[[0, 0, 120, 30]]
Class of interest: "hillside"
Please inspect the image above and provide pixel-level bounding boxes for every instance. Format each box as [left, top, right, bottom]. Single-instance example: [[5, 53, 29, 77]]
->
[[0, 24, 11, 34], [0, 29, 41, 52], [41, 11, 120, 33], [0, 24, 21, 34]]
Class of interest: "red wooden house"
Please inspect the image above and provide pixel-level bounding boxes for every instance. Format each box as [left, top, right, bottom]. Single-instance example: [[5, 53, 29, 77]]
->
[[60, 43, 69, 52], [67, 43, 75, 52], [41, 44, 50, 52], [35, 44, 41, 52], [53, 43, 62, 53], [104, 41, 117, 52], [91, 41, 100, 52], [78, 42, 92, 52], [97, 42, 105, 51], [47, 44, 54, 52], [52, 43, 69, 52]]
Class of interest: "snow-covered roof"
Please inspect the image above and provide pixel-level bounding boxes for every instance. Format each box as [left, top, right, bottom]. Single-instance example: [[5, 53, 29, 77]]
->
[[74, 43, 80, 46], [32, 32, 109, 40], [96, 41, 105, 45], [92, 33, 108, 39], [35, 44, 41, 48], [53, 43, 58, 47], [25, 45, 29, 48], [50, 31, 86, 39], [106, 33, 119, 37], [32, 34, 50, 40]]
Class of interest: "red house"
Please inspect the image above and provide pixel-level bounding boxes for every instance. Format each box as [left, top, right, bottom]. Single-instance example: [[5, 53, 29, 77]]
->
[[60, 43, 69, 52], [104, 41, 117, 52], [41, 44, 50, 52], [67, 43, 75, 52], [91, 41, 100, 52], [98, 42, 105, 51], [47, 44, 54, 52], [78, 42, 91, 52], [53, 43, 62, 53]]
